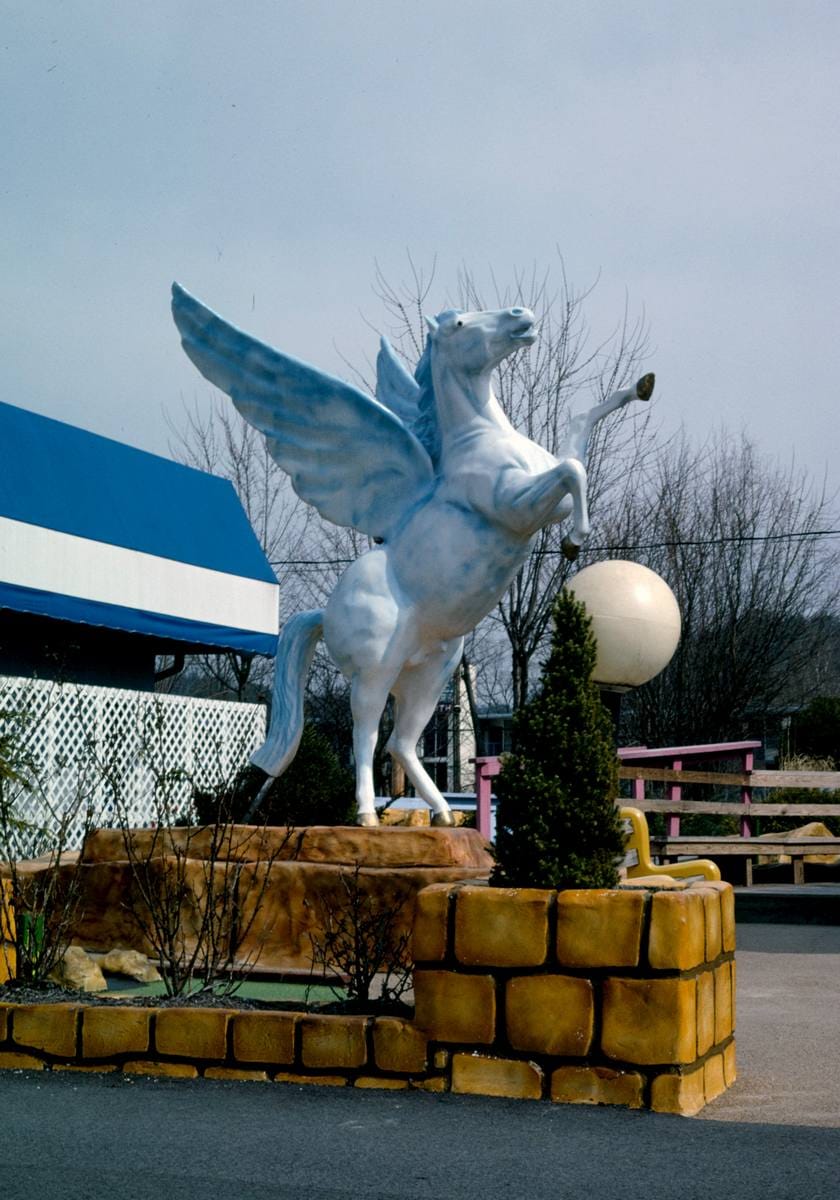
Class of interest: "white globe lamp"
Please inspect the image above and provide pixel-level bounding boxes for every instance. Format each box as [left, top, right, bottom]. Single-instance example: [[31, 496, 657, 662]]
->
[[567, 561, 681, 691]]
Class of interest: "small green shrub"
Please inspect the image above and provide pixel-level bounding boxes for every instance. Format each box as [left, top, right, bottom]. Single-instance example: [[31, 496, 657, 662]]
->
[[194, 724, 355, 827], [492, 588, 624, 890]]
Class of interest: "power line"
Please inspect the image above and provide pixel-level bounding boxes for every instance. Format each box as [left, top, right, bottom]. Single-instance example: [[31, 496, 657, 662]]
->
[[269, 528, 840, 569]]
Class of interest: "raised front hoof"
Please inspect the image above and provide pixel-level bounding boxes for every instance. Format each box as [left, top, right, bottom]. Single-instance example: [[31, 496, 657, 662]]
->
[[431, 810, 455, 827], [636, 372, 655, 401], [356, 811, 380, 828], [561, 535, 580, 562]]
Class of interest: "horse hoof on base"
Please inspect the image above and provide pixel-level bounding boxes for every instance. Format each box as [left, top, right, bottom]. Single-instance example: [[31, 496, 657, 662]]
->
[[431, 811, 455, 827], [356, 812, 379, 828]]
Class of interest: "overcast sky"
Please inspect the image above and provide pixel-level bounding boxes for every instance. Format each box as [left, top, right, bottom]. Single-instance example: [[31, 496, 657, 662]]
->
[[3, 1, 838, 496]]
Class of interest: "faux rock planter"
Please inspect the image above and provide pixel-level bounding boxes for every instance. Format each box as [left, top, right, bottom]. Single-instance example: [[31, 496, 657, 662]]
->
[[0, 880, 14, 985], [0, 877, 735, 1116], [15, 826, 494, 971]]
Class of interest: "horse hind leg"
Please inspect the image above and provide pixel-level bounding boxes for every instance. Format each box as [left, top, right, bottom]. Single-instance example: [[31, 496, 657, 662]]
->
[[386, 640, 464, 827], [350, 673, 394, 827]]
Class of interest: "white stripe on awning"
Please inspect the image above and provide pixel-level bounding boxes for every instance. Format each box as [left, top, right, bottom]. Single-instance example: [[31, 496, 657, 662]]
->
[[0, 515, 278, 637]]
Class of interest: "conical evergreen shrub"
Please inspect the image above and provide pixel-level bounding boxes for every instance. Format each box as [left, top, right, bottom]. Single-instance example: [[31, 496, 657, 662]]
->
[[492, 587, 624, 889]]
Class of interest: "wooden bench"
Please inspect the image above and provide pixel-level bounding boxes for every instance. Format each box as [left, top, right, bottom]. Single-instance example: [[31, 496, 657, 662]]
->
[[649, 834, 840, 886], [619, 745, 840, 886]]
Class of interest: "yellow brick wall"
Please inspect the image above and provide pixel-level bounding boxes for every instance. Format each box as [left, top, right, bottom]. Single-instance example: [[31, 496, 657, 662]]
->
[[0, 878, 735, 1116]]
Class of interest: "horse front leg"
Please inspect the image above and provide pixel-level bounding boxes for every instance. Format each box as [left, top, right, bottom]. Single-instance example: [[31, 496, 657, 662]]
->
[[566, 373, 656, 460], [555, 457, 590, 561], [499, 458, 590, 550]]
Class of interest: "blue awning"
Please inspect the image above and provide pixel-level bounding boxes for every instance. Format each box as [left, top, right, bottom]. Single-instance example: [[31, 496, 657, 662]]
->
[[0, 401, 279, 655]]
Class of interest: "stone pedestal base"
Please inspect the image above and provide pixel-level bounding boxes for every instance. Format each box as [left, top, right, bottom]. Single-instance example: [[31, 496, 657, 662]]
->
[[70, 825, 493, 971]]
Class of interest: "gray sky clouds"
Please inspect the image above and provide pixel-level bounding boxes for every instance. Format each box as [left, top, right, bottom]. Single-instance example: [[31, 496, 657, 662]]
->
[[2, 1, 838, 493]]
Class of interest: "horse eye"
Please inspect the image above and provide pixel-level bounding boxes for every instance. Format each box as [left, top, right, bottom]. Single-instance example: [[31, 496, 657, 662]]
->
[[456, 319, 463, 328]]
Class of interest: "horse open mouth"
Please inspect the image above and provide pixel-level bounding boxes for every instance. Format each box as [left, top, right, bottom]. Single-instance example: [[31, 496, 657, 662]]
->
[[510, 324, 537, 343]]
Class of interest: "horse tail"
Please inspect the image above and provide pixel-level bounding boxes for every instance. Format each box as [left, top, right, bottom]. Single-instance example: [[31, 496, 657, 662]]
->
[[249, 610, 324, 777]]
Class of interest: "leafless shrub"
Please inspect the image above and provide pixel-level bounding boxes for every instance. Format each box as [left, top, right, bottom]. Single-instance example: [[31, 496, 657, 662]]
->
[[308, 863, 412, 1009], [0, 699, 97, 988], [93, 704, 291, 998]]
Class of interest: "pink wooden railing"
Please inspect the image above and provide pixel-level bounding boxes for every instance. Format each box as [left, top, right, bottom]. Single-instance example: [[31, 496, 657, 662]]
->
[[472, 740, 762, 840], [617, 741, 761, 836]]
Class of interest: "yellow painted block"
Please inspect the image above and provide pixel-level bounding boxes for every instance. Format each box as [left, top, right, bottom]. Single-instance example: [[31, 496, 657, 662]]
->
[[13, 1004, 79, 1058], [274, 1072, 348, 1087], [433, 1049, 449, 1069], [300, 1016, 367, 1069], [204, 1066, 269, 1081], [52, 1063, 118, 1074], [372, 1017, 427, 1073], [82, 1007, 151, 1058], [550, 1065, 644, 1108], [410, 1076, 448, 1092], [648, 891, 706, 970], [0, 1050, 45, 1071], [715, 962, 733, 1043], [411, 884, 454, 962], [704, 1052, 726, 1103], [696, 970, 715, 1057], [124, 1060, 198, 1078], [505, 975, 594, 1056], [723, 1040, 737, 1086], [354, 1076, 409, 1090], [413, 970, 496, 1044], [556, 890, 645, 968], [0, 1005, 9, 1042], [731, 959, 737, 1028], [650, 1067, 706, 1115], [155, 1008, 231, 1060], [451, 1053, 543, 1100], [697, 888, 722, 961], [455, 886, 550, 967], [602, 977, 697, 1065], [232, 1012, 297, 1066], [700, 881, 736, 952]]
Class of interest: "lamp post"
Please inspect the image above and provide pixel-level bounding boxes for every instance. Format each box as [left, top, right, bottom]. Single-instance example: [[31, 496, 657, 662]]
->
[[568, 561, 682, 737]]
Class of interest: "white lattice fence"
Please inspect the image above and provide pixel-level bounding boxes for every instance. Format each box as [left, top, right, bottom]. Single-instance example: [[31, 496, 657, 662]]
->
[[0, 676, 266, 854]]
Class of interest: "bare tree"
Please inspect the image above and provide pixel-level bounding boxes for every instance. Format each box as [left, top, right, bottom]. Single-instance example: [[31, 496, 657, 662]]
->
[[166, 399, 314, 700], [600, 431, 840, 745]]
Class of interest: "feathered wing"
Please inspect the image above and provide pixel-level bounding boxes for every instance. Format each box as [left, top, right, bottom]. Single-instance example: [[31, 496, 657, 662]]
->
[[375, 336, 421, 426], [172, 284, 435, 540]]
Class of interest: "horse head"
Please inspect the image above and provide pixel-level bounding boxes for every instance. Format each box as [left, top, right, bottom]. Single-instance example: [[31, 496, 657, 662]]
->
[[424, 306, 537, 375]]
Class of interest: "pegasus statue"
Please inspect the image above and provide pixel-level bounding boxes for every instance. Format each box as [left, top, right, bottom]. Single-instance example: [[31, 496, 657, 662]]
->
[[172, 285, 653, 825]]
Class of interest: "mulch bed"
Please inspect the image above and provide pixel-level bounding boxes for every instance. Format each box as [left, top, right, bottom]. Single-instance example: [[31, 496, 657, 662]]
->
[[0, 981, 411, 1017]]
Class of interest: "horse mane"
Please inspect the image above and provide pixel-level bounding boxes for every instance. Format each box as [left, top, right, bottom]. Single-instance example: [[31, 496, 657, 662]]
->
[[412, 339, 442, 465]]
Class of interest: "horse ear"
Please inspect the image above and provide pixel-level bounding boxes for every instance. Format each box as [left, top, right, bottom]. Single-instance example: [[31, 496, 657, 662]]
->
[[424, 314, 439, 334]]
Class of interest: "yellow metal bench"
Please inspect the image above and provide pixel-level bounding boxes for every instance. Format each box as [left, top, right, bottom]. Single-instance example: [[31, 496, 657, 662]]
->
[[620, 806, 720, 882]]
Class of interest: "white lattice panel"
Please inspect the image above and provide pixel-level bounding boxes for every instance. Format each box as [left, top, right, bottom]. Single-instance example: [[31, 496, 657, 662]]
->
[[0, 676, 266, 854]]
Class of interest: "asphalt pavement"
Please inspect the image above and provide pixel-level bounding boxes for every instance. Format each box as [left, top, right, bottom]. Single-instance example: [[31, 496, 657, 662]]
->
[[0, 923, 838, 1200]]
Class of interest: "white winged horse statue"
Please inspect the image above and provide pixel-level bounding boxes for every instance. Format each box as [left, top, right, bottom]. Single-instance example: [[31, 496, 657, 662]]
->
[[172, 285, 653, 826]]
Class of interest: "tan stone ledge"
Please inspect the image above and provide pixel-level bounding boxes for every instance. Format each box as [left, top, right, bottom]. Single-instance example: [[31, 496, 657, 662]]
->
[[451, 1053, 543, 1100], [0, 1050, 45, 1070], [124, 1060, 199, 1078], [273, 1072, 349, 1087]]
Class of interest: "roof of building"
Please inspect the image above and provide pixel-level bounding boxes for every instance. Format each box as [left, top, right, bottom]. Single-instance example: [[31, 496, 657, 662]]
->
[[0, 401, 279, 655]]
